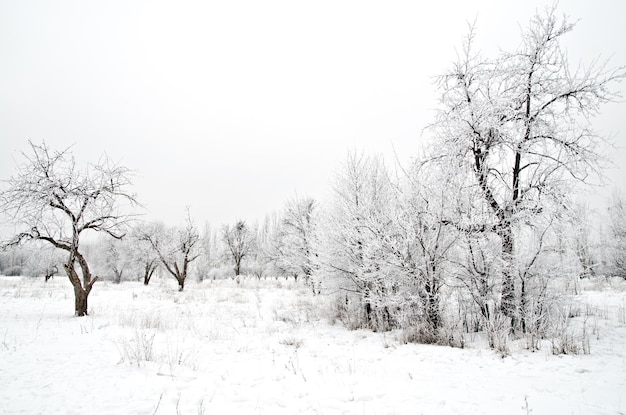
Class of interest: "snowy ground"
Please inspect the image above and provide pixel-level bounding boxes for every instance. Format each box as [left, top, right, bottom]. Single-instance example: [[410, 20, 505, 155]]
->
[[0, 276, 625, 414]]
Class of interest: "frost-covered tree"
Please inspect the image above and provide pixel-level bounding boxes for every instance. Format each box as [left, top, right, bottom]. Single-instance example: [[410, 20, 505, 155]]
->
[[390, 162, 460, 338], [0, 245, 30, 276], [320, 152, 461, 336], [222, 220, 255, 278], [431, 6, 625, 324], [99, 236, 131, 283], [249, 214, 282, 280], [319, 152, 399, 329], [0, 141, 137, 315], [128, 226, 160, 285], [272, 197, 319, 287], [608, 193, 626, 278], [194, 222, 217, 281], [35, 246, 64, 281], [140, 212, 200, 291], [570, 202, 597, 279]]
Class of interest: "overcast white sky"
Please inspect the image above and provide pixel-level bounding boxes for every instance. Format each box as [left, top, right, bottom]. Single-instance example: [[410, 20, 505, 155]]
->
[[1, 0, 625, 228]]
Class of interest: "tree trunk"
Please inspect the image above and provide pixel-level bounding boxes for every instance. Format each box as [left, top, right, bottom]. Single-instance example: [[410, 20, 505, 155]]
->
[[65, 263, 90, 316], [426, 291, 440, 331], [177, 277, 185, 292], [74, 285, 88, 316], [424, 260, 441, 332], [143, 262, 156, 285], [520, 277, 527, 334], [64, 256, 97, 317], [499, 223, 517, 327]]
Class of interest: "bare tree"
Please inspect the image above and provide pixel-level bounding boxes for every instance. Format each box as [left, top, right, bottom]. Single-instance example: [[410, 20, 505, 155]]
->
[[0, 141, 137, 315], [128, 224, 160, 285], [140, 212, 199, 291], [570, 202, 597, 279], [99, 236, 131, 283], [192, 222, 214, 282], [250, 214, 279, 280], [222, 220, 254, 278], [36, 245, 64, 282], [431, 6, 625, 325]]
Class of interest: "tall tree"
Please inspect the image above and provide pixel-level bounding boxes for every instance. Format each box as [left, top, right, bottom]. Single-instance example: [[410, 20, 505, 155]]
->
[[320, 152, 397, 329], [0, 141, 137, 315], [431, 6, 624, 325]]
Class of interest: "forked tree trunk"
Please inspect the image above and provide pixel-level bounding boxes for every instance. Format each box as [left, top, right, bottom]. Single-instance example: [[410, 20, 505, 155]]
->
[[143, 261, 157, 285], [65, 263, 90, 316]]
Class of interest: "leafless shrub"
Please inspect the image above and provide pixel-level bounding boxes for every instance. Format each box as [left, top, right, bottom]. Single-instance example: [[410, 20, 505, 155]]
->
[[486, 313, 510, 357], [549, 305, 591, 355], [116, 329, 156, 366], [279, 335, 303, 349]]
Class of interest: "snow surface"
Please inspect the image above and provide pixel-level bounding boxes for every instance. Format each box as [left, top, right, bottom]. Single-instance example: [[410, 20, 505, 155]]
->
[[0, 276, 625, 414]]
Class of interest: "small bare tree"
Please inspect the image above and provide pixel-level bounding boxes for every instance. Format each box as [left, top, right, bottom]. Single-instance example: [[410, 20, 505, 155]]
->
[[0, 141, 137, 315], [99, 236, 131, 283], [222, 220, 254, 278], [140, 213, 199, 291], [128, 224, 160, 285]]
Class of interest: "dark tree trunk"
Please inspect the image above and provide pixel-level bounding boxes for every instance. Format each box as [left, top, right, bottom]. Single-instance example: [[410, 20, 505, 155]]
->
[[499, 223, 517, 327], [520, 277, 527, 334], [64, 253, 98, 317], [143, 261, 157, 285], [65, 264, 90, 316], [426, 291, 440, 331], [178, 277, 185, 292], [424, 259, 442, 332], [74, 285, 88, 316], [473, 142, 518, 328], [44, 265, 58, 282], [364, 301, 372, 324]]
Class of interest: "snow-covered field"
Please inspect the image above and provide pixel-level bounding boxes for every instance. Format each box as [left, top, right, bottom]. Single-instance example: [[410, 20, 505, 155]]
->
[[0, 276, 625, 414]]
